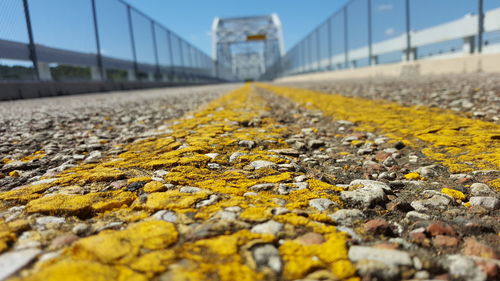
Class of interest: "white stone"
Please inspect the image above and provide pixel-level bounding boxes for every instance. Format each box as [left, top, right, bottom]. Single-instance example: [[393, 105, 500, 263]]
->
[[330, 209, 366, 225], [225, 206, 242, 212], [337, 226, 363, 242], [72, 154, 85, 160], [72, 223, 90, 235], [35, 216, 66, 226], [294, 175, 307, 182], [410, 195, 451, 211], [277, 182, 308, 195], [309, 198, 337, 212], [250, 160, 277, 170], [249, 183, 274, 191], [180, 186, 201, 193], [152, 210, 177, 222], [405, 211, 430, 220], [357, 260, 400, 280], [243, 192, 258, 197], [350, 179, 391, 192], [204, 153, 219, 159], [238, 140, 255, 148], [196, 195, 219, 208], [0, 248, 41, 280], [293, 182, 309, 190], [348, 246, 413, 266], [469, 196, 500, 210], [272, 207, 290, 216], [341, 180, 388, 208], [207, 163, 220, 169], [450, 173, 472, 180], [448, 255, 487, 281], [414, 165, 439, 178], [29, 178, 57, 186], [251, 220, 283, 235], [213, 211, 237, 220], [470, 183, 494, 196], [229, 152, 244, 163], [84, 151, 102, 163], [154, 170, 168, 177], [252, 244, 282, 272]]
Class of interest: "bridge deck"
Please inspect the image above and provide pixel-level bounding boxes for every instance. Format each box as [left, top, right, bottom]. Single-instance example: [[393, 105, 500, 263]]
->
[[0, 76, 499, 280]]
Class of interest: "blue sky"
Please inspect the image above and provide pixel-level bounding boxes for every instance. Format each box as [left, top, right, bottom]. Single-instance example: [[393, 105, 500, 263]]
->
[[124, 0, 349, 55]]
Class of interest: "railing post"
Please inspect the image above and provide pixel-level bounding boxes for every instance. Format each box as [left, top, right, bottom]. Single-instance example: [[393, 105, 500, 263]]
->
[[307, 35, 310, 72], [327, 17, 333, 70], [343, 6, 349, 68], [178, 37, 185, 80], [477, 0, 484, 53], [405, 0, 413, 61], [126, 5, 138, 81], [276, 53, 282, 79], [151, 21, 160, 80], [90, 0, 104, 81], [297, 44, 301, 73], [22, 0, 40, 81], [316, 29, 321, 71], [166, 30, 174, 81], [368, 0, 374, 65]]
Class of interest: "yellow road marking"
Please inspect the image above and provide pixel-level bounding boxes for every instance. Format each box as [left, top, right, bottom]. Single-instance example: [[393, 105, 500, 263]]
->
[[3, 84, 357, 281], [258, 84, 500, 177]]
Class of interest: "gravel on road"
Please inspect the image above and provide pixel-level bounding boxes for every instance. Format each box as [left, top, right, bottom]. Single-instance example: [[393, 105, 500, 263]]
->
[[0, 79, 498, 281], [277, 73, 500, 123], [0, 84, 239, 190]]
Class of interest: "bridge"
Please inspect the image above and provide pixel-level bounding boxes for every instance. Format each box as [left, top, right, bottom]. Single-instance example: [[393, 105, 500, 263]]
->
[[0, 1, 499, 281]]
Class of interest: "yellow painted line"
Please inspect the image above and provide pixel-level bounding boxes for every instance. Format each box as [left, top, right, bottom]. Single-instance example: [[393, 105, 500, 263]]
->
[[3, 84, 358, 281], [258, 84, 500, 179]]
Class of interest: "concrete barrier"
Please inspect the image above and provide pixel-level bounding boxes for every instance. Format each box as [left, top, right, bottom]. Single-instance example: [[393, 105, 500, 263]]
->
[[0, 81, 213, 101], [275, 53, 500, 83]]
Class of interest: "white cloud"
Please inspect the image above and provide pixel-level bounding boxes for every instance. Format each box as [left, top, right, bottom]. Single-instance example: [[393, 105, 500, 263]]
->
[[384, 27, 395, 36], [378, 4, 393, 11]]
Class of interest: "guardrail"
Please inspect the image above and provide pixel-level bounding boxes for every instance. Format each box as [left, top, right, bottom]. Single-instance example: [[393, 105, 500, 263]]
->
[[262, 0, 500, 79], [0, 0, 227, 85]]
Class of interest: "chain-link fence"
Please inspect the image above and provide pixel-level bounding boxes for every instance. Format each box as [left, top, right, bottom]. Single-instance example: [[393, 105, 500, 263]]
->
[[0, 0, 225, 83], [262, 0, 500, 80]]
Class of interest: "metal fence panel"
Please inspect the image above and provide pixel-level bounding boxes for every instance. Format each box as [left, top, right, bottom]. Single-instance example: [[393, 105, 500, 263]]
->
[[130, 9, 156, 73], [411, 0, 476, 31], [411, 0, 476, 59], [372, 0, 406, 64], [329, 11, 346, 69], [307, 32, 317, 72], [0, 0, 218, 82], [0, 0, 29, 43], [170, 34, 182, 67], [318, 22, 330, 70], [28, 0, 97, 80], [0, 0, 33, 80], [29, 0, 95, 54], [483, 0, 500, 50], [347, 0, 370, 67], [303, 38, 311, 72], [95, 0, 133, 69], [181, 40, 189, 70], [154, 25, 172, 71], [265, 0, 500, 80]]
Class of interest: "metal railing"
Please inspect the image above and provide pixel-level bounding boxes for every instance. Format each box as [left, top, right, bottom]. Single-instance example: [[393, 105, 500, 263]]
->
[[0, 0, 228, 83], [262, 0, 500, 80]]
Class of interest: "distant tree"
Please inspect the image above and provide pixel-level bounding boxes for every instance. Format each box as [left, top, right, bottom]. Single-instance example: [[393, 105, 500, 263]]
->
[[50, 65, 91, 81], [0, 65, 34, 80]]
